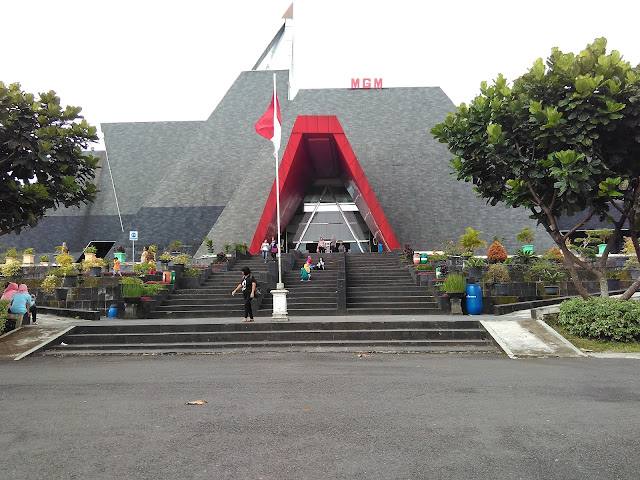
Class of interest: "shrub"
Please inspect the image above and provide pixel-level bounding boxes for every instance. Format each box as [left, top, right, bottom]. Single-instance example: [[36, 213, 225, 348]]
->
[[512, 249, 539, 265], [173, 253, 190, 265], [82, 257, 105, 272], [486, 241, 507, 263], [6, 247, 19, 258], [84, 245, 97, 254], [465, 256, 486, 268], [133, 261, 154, 275], [55, 253, 75, 276], [558, 298, 640, 342], [23, 248, 35, 255], [0, 299, 9, 333], [184, 267, 202, 277], [39, 254, 50, 262], [41, 275, 61, 296], [485, 263, 510, 283], [542, 246, 564, 264], [216, 252, 228, 262], [204, 237, 214, 249], [169, 240, 183, 252], [142, 283, 167, 296], [402, 243, 414, 262], [1, 261, 22, 277]]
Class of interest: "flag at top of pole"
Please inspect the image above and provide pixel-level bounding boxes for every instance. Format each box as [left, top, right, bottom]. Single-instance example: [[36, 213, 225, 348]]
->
[[255, 74, 282, 153]]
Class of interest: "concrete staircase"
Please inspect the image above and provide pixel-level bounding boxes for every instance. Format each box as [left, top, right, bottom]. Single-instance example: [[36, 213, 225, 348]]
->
[[152, 257, 270, 318], [345, 252, 441, 315], [38, 318, 499, 355], [259, 254, 339, 316]]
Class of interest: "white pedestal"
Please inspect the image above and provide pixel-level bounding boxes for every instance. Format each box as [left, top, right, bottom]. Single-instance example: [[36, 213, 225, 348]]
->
[[271, 286, 289, 322]]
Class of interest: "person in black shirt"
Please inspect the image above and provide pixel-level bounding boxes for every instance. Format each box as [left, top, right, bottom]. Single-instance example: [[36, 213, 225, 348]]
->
[[231, 266, 256, 322]]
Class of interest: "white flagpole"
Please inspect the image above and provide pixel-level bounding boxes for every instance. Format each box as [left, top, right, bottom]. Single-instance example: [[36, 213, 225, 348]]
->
[[271, 73, 288, 322], [274, 73, 283, 289]]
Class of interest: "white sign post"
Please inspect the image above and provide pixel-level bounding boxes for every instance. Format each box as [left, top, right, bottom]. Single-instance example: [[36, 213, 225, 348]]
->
[[129, 231, 138, 263]]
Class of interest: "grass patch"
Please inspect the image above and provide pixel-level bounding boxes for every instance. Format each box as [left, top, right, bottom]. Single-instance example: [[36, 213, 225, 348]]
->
[[546, 317, 640, 353]]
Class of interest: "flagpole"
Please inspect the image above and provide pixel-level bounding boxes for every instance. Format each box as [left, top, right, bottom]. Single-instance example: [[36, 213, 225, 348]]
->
[[271, 73, 288, 321]]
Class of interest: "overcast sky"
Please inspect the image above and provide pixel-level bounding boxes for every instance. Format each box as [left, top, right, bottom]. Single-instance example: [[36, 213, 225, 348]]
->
[[3, 0, 640, 146]]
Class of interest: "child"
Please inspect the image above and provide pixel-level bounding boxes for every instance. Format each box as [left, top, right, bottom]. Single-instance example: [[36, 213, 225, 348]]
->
[[316, 257, 325, 270], [113, 256, 122, 277]]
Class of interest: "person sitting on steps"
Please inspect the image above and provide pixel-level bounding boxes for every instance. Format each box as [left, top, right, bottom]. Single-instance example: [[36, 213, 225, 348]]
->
[[316, 257, 325, 270], [301, 262, 311, 281]]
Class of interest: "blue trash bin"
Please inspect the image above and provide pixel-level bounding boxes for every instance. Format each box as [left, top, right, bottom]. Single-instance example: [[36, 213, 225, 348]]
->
[[108, 304, 118, 318], [378, 243, 383, 253], [465, 284, 483, 315]]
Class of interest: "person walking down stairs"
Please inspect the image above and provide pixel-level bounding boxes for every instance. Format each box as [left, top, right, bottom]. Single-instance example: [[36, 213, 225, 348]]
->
[[231, 266, 256, 322]]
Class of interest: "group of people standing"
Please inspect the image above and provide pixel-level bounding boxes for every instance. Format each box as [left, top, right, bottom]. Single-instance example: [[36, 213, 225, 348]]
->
[[2, 282, 37, 325], [318, 236, 347, 253]]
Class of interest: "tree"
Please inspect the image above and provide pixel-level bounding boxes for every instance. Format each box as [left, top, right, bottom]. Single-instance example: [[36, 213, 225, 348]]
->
[[431, 38, 640, 300], [0, 82, 99, 235]]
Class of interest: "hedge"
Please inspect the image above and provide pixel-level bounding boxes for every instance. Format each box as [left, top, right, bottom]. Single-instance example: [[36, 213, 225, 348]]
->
[[558, 297, 640, 342]]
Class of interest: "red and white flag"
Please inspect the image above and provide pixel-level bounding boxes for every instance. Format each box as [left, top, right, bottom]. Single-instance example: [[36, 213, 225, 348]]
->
[[255, 74, 282, 153]]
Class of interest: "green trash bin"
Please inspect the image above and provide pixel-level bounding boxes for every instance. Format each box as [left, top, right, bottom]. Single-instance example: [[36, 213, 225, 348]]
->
[[114, 252, 126, 262], [420, 254, 428, 264], [171, 271, 175, 284]]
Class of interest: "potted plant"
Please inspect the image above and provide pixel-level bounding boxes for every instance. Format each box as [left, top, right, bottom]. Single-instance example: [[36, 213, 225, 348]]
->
[[486, 263, 510, 296], [402, 244, 414, 264], [5, 247, 19, 264], [39, 254, 50, 266], [40, 274, 67, 300], [530, 261, 564, 295], [465, 256, 486, 283], [84, 245, 98, 261], [82, 257, 105, 277], [605, 270, 621, 292], [169, 240, 183, 253], [22, 248, 36, 265], [120, 277, 144, 301], [589, 228, 613, 255], [223, 243, 232, 256], [234, 242, 248, 256], [159, 252, 173, 269], [486, 241, 507, 264], [133, 261, 154, 276], [459, 227, 487, 254], [170, 253, 190, 277], [516, 227, 535, 253], [204, 237, 214, 253], [440, 273, 467, 314], [55, 252, 77, 287], [179, 266, 203, 289]]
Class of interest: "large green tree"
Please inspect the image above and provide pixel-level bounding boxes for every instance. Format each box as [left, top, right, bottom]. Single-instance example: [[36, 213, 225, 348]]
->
[[431, 38, 640, 300], [0, 82, 99, 235]]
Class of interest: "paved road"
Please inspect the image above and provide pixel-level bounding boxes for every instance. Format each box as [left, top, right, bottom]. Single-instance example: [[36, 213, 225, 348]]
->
[[2, 353, 639, 479]]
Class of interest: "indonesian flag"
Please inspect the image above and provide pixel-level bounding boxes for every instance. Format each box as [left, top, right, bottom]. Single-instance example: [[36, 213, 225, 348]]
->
[[255, 74, 282, 153]]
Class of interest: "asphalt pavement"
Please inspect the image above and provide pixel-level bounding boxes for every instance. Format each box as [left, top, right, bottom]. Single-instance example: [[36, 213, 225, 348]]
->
[[2, 352, 640, 480]]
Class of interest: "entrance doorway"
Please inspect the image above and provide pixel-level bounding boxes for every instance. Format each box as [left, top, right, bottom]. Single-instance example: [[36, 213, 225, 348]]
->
[[284, 183, 371, 253]]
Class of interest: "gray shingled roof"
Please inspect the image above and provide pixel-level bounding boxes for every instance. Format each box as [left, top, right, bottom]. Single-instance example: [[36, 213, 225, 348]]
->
[[3, 70, 554, 256]]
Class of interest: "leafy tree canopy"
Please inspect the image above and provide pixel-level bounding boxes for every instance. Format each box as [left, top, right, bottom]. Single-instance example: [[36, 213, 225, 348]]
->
[[0, 82, 99, 235], [431, 38, 640, 299]]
